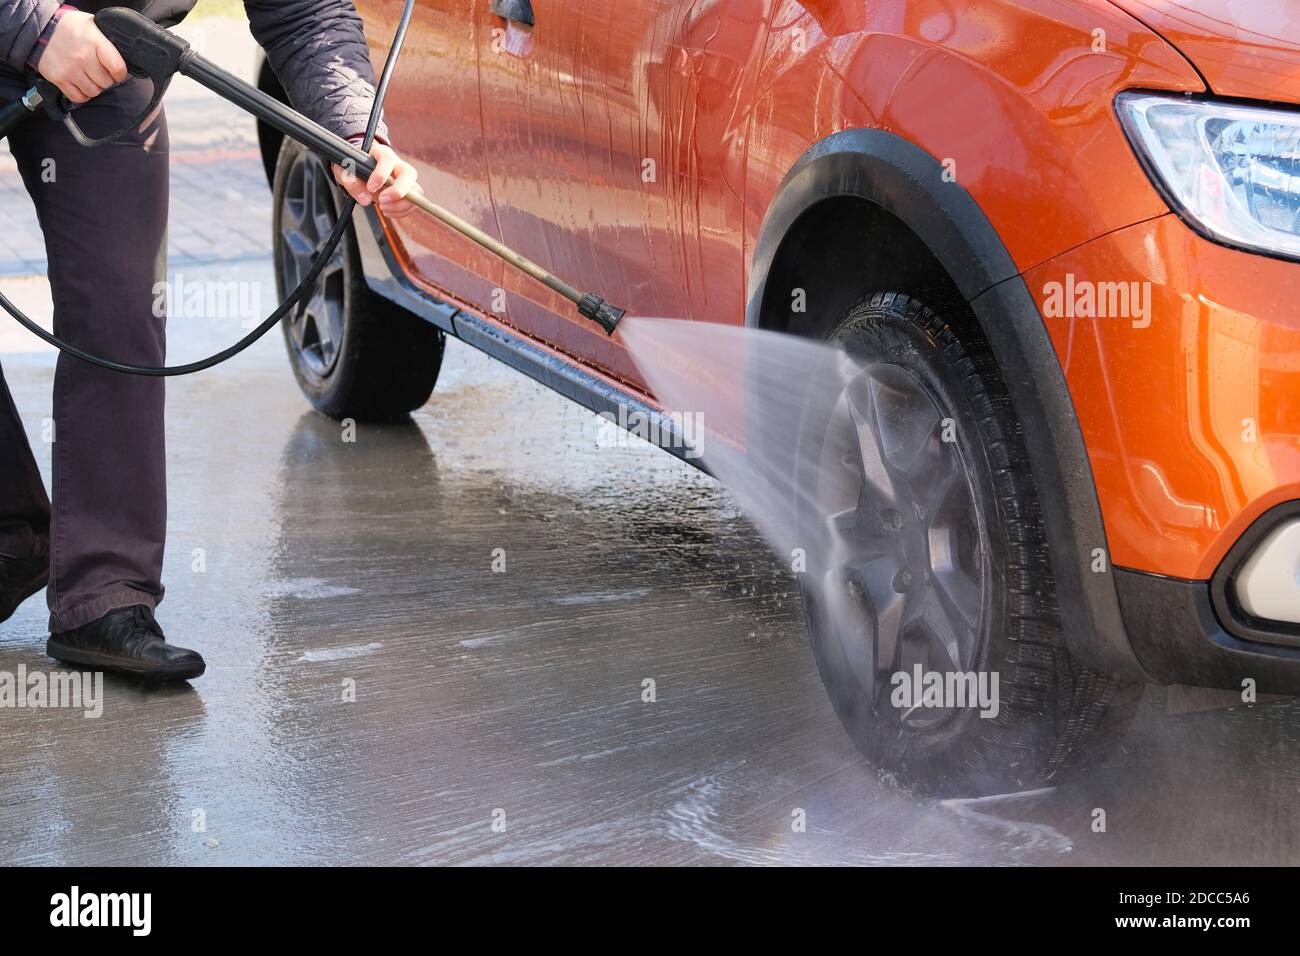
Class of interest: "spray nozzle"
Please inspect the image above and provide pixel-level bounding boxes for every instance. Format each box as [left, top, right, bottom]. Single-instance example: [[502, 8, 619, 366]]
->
[[578, 293, 625, 336]]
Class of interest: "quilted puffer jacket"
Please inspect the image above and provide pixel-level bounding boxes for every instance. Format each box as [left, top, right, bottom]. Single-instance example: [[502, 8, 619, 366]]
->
[[0, 0, 387, 140]]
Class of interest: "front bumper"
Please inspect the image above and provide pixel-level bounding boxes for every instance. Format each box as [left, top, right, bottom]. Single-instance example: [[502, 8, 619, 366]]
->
[[1024, 213, 1300, 687], [1118, 500, 1300, 691], [1118, 567, 1300, 695]]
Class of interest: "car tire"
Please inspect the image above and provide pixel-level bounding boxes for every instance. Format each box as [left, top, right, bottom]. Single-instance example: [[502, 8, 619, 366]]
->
[[271, 137, 444, 422], [797, 291, 1140, 796]]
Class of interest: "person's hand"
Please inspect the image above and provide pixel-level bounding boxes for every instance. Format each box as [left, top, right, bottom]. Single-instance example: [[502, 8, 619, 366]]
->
[[37, 10, 129, 104], [332, 143, 419, 219]]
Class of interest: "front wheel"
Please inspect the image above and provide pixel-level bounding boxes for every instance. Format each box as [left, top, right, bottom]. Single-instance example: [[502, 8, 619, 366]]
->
[[798, 291, 1140, 796], [271, 137, 444, 422]]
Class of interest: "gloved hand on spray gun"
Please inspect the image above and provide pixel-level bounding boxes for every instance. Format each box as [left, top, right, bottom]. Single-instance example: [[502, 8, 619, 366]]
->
[[33, 7, 420, 219]]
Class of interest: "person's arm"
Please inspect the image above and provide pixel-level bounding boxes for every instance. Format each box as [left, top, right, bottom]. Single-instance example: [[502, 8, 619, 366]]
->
[[244, 0, 417, 217], [1, 0, 63, 73], [244, 0, 384, 142], [3, 1, 128, 104]]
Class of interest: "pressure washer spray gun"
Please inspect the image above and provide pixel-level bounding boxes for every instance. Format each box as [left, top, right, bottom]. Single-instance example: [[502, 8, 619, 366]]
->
[[0, 5, 624, 376]]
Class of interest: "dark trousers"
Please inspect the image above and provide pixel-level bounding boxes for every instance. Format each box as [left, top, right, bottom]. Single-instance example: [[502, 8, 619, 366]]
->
[[0, 73, 169, 632]]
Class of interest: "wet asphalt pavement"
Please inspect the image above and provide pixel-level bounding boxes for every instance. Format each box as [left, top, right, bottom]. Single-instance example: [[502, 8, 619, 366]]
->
[[3, 18, 1300, 868]]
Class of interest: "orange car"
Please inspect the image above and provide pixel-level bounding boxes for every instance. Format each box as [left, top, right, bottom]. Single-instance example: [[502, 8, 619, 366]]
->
[[256, 0, 1300, 793]]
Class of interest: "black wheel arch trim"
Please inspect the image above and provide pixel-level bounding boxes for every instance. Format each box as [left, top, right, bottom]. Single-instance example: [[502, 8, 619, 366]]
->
[[745, 127, 1149, 680]]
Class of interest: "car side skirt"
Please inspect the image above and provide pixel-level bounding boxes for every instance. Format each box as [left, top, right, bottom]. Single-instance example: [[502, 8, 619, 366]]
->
[[351, 205, 707, 472]]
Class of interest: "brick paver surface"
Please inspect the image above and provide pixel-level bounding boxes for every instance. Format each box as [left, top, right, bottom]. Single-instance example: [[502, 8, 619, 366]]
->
[[0, 16, 271, 278]]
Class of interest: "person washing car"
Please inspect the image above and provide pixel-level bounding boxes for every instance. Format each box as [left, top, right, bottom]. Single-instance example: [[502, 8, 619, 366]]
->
[[0, 0, 418, 681]]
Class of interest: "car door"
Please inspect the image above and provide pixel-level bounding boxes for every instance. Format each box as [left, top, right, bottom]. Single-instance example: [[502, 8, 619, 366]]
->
[[356, 0, 503, 312], [474, 0, 769, 390]]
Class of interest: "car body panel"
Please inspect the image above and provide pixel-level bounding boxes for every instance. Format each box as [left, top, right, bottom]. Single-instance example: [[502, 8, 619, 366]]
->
[[362, 0, 1203, 379], [1107, 0, 1300, 105], [473, 0, 771, 389], [1024, 213, 1300, 581], [744, 0, 1202, 289], [355, 0, 505, 313]]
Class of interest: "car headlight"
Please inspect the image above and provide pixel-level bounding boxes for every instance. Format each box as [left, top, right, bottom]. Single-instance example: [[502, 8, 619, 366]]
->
[[1117, 92, 1300, 262]]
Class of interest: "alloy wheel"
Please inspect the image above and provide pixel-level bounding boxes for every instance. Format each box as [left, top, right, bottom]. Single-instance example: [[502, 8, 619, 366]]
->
[[811, 361, 989, 730], [279, 150, 347, 378]]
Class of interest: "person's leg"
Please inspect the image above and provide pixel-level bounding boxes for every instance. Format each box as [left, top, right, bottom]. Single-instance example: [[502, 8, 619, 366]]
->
[[0, 365, 51, 623], [0, 371, 51, 561], [0, 69, 53, 620], [7, 76, 170, 633]]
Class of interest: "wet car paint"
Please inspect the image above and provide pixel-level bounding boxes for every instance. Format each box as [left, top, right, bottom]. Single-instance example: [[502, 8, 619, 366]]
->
[[1026, 214, 1300, 579], [360, 0, 507, 315], [1108, 0, 1300, 104], [472, 0, 770, 390], [746, 0, 1201, 276]]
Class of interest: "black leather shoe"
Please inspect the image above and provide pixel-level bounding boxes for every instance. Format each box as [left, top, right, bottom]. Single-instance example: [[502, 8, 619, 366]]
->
[[0, 541, 49, 625], [47, 605, 206, 682]]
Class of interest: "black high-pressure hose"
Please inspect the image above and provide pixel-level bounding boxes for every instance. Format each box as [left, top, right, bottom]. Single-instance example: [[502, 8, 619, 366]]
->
[[0, 0, 416, 377]]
